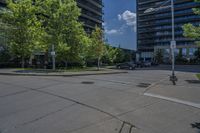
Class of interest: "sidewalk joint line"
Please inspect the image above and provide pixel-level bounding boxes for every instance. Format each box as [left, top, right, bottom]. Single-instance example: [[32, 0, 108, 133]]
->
[[144, 93, 200, 109]]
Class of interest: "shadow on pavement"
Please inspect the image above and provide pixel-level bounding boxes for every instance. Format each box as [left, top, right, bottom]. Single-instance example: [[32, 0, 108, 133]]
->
[[185, 80, 200, 84], [191, 122, 200, 133]]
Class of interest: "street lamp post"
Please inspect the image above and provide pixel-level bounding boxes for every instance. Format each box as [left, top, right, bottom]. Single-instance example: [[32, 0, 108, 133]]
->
[[51, 44, 56, 71], [170, 0, 178, 85], [144, 0, 177, 85]]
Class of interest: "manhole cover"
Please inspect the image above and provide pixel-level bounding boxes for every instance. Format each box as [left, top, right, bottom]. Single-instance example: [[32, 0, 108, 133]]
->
[[185, 80, 200, 84], [137, 83, 151, 88], [81, 81, 94, 84]]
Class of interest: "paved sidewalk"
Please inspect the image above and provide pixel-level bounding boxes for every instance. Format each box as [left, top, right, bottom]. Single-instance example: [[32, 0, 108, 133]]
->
[[144, 72, 200, 108], [0, 68, 127, 76]]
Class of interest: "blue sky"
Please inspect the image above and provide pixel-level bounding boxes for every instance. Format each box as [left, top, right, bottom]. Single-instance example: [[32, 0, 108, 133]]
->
[[103, 0, 137, 50]]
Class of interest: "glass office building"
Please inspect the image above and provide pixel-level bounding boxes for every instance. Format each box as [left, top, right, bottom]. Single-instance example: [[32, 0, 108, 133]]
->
[[0, 0, 103, 34], [0, 0, 103, 59], [0, 0, 5, 7], [137, 0, 200, 61], [77, 0, 103, 34], [0, 0, 6, 46]]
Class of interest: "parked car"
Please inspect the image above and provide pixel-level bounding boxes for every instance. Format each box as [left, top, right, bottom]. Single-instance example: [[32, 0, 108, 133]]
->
[[151, 61, 159, 66], [143, 61, 152, 67], [135, 61, 144, 68], [116, 62, 136, 70]]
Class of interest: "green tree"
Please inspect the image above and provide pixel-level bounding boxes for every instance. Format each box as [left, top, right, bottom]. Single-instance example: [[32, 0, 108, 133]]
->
[[1, 0, 44, 68], [194, 48, 200, 60], [37, 0, 89, 68], [90, 26, 105, 70], [115, 48, 125, 63], [0, 45, 11, 63], [102, 45, 118, 65], [183, 0, 200, 45], [64, 27, 91, 66], [80, 35, 92, 67], [123, 51, 133, 62], [155, 49, 163, 64], [176, 48, 187, 64]]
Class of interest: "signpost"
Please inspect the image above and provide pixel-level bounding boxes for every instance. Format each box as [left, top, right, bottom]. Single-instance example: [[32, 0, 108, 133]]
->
[[170, 41, 176, 49], [144, 0, 178, 85], [51, 44, 56, 71]]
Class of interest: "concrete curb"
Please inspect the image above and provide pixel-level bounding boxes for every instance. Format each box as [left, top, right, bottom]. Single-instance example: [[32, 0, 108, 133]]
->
[[0, 71, 128, 77]]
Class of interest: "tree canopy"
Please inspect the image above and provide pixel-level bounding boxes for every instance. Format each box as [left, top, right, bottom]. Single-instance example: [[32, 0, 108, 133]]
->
[[1, 0, 45, 67], [89, 26, 105, 69], [1, 0, 92, 68], [183, 0, 200, 45], [36, 0, 90, 64], [0, 0, 123, 69]]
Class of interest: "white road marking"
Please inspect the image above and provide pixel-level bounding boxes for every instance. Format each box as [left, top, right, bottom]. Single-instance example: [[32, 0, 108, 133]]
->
[[144, 93, 200, 109]]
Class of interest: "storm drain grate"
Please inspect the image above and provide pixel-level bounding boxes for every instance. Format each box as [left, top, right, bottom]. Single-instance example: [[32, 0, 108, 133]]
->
[[81, 81, 94, 84], [185, 80, 200, 84], [137, 83, 151, 88]]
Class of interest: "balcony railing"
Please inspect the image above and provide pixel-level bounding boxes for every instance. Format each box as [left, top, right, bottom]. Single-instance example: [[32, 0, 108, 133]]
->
[[138, 15, 200, 28], [77, 0, 103, 11], [138, 8, 195, 22], [138, 1, 200, 17]]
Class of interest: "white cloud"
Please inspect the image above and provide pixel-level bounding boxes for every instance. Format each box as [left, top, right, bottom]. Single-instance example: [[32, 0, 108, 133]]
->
[[105, 23, 129, 35], [118, 14, 122, 20], [105, 28, 123, 35], [104, 10, 136, 35], [118, 10, 137, 32], [102, 22, 106, 26], [105, 29, 119, 35], [105, 24, 128, 35]]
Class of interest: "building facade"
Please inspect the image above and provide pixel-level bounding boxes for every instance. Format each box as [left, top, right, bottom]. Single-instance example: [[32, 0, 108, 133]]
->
[[0, 0, 5, 7], [77, 0, 103, 34], [0, 0, 6, 46], [137, 0, 200, 62], [0, 0, 103, 34]]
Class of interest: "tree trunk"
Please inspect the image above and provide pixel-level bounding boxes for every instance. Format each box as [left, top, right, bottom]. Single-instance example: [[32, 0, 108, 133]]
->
[[64, 60, 68, 68], [97, 57, 100, 70], [44, 51, 49, 69], [21, 56, 25, 68], [85, 60, 88, 67], [29, 55, 32, 67]]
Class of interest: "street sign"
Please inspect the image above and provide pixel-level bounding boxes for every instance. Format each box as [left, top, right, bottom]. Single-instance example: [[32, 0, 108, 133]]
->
[[51, 51, 56, 56], [170, 41, 176, 49]]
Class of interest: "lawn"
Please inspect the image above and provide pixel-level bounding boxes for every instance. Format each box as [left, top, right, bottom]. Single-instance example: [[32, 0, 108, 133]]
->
[[197, 74, 200, 80], [57, 67, 105, 72], [15, 67, 105, 73]]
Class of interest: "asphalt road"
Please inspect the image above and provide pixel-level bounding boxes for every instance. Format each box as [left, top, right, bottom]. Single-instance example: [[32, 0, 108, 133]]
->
[[0, 69, 200, 133]]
